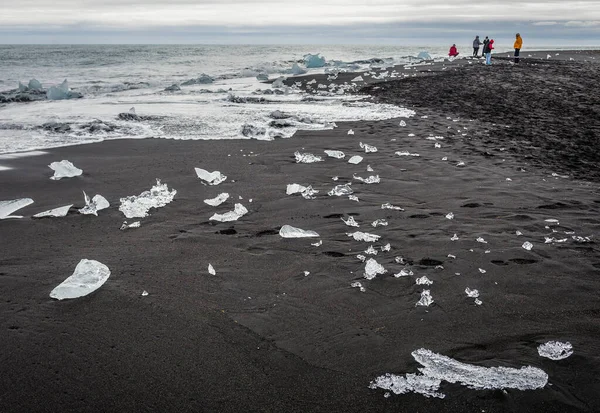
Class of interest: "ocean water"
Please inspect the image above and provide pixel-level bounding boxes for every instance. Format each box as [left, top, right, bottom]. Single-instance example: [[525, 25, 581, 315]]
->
[[0, 44, 457, 154]]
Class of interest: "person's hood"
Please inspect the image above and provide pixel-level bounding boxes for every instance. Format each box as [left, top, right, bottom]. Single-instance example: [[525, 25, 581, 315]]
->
[[490, 39, 495, 43], [475, 36, 480, 38]]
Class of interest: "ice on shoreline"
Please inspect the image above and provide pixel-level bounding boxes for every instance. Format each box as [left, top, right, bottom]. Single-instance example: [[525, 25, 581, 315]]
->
[[195, 168, 227, 185], [49, 160, 82, 180], [33, 204, 72, 218], [0, 198, 34, 219], [79, 192, 109, 216], [279, 225, 320, 238], [119, 179, 177, 218], [210, 203, 248, 222], [50, 259, 110, 300]]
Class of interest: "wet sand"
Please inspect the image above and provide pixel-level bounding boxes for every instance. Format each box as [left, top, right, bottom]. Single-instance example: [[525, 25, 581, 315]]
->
[[1, 51, 600, 412]]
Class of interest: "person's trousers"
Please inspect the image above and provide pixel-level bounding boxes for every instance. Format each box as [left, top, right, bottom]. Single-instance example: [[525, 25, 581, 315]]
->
[[486, 52, 492, 65], [514, 48, 520, 63], [473, 47, 479, 57]]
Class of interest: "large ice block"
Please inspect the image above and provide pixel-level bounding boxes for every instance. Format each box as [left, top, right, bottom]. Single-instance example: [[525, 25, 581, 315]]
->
[[50, 259, 111, 300]]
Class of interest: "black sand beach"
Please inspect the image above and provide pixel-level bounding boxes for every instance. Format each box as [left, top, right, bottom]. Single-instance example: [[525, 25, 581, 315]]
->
[[1, 51, 600, 412]]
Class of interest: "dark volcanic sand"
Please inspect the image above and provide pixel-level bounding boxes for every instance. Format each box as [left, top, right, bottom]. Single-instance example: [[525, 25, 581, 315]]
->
[[1, 55, 600, 413]]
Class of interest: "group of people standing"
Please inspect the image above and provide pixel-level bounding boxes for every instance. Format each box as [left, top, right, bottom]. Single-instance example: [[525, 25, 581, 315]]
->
[[470, 33, 523, 65]]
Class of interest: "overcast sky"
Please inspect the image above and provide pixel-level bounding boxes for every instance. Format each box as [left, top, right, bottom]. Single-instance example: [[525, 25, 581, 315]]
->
[[1, 0, 599, 45]]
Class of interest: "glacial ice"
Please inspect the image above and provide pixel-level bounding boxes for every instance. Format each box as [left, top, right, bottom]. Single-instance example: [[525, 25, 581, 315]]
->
[[395, 151, 420, 157], [365, 245, 378, 255], [208, 264, 216, 275], [120, 221, 141, 230], [351, 76, 364, 82], [370, 348, 548, 399], [50, 259, 110, 300], [324, 150, 345, 159], [465, 287, 479, 298], [381, 243, 391, 252], [48, 160, 83, 180], [119, 179, 177, 219], [164, 84, 181, 92], [272, 76, 286, 88], [291, 63, 307, 75], [304, 54, 326, 68], [347, 232, 381, 242], [394, 268, 413, 277], [416, 290, 434, 307], [79, 192, 110, 216], [0, 198, 34, 219], [286, 184, 318, 199], [366, 165, 374, 172], [416, 276, 433, 285], [417, 52, 433, 61], [522, 241, 533, 251], [279, 224, 320, 238], [381, 203, 404, 211], [328, 184, 353, 196], [294, 151, 323, 163], [451, 234, 459, 241], [195, 168, 227, 185], [371, 219, 388, 227], [33, 204, 72, 218], [46, 80, 83, 100], [256, 73, 269, 81], [204, 193, 230, 207], [445, 212, 454, 220], [351, 281, 366, 292], [348, 155, 363, 164], [353, 174, 380, 184], [364, 258, 387, 280], [342, 216, 360, 227], [360, 142, 378, 153], [181, 74, 213, 85], [28, 79, 43, 90], [210, 203, 248, 222], [348, 195, 359, 202], [537, 341, 573, 360]]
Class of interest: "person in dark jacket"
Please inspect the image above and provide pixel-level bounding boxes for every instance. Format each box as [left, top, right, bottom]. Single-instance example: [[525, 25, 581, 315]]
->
[[482, 36, 489, 58], [473, 36, 482, 57]]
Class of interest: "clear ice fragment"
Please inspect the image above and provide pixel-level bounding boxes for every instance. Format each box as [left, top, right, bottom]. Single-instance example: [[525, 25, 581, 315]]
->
[[394, 268, 414, 277], [451, 234, 459, 241], [311, 240, 323, 247], [367, 165, 374, 172], [395, 151, 420, 157], [416, 290, 434, 307], [0, 198, 34, 219], [381, 243, 391, 252], [348, 155, 364, 164], [342, 216, 360, 227], [347, 232, 381, 242], [119, 179, 177, 218], [354, 174, 380, 184], [537, 341, 573, 360], [50, 259, 110, 300], [79, 192, 109, 216], [324, 150, 345, 159], [416, 276, 433, 285], [49, 160, 82, 180], [371, 219, 388, 227], [365, 245, 378, 255], [351, 76, 364, 82], [474, 298, 482, 305], [46, 79, 82, 100], [478, 268, 486, 274], [279, 225, 320, 238], [465, 287, 479, 298], [522, 241, 533, 250], [348, 129, 355, 135], [351, 281, 366, 292], [399, 120, 407, 127], [476, 237, 487, 243], [141, 290, 149, 296], [381, 203, 404, 211], [294, 151, 323, 163], [357, 254, 367, 262], [348, 195, 359, 202], [364, 258, 387, 280], [210, 203, 248, 222], [328, 184, 353, 196], [195, 168, 227, 185], [33, 204, 72, 218], [120, 221, 141, 230], [360, 142, 378, 153], [208, 264, 216, 275], [204, 193, 230, 207]]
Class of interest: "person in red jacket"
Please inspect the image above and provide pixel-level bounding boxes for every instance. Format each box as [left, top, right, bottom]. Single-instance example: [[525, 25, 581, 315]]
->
[[448, 44, 459, 57], [485, 39, 495, 65]]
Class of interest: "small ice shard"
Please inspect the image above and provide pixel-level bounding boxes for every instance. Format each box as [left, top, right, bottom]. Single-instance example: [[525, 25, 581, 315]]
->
[[416, 276, 433, 285], [395, 256, 406, 264], [381, 203, 404, 211], [119, 179, 177, 218], [474, 298, 483, 305], [195, 168, 227, 185], [537, 341, 573, 360], [381, 243, 391, 252], [394, 268, 413, 277], [286, 184, 319, 199], [33, 204, 72, 218], [545, 237, 568, 244], [342, 216, 360, 227], [445, 212, 454, 220], [49, 160, 83, 180], [120, 221, 141, 230], [435, 265, 444, 270], [351, 281, 366, 292], [478, 268, 486, 274], [416, 290, 434, 307], [324, 150, 345, 159], [294, 151, 323, 163], [395, 151, 420, 157], [522, 241, 533, 251], [79, 192, 109, 216], [465, 287, 479, 298], [365, 245, 378, 255], [332, 176, 339, 181], [279, 224, 320, 238], [0, 198, 34, 219], [353, 174, 380, 184], [208, 264, 216, 275], [442, 157, 448, 161], [371, 219, 388, 227], [448, 254, 456, 259], [303, 271, 310, 276], [544, 219, 559, 224], [516, 230, 523, 236], [434, 143, 441, 148], [359, 142, 378, 153], [451, 234, 459, 241], [28, 78, 43, 90], [347, 232, 381, 242], [311, 240, 323, 247], [364, 258, 387, 280], [367, 165, 374, 172], [141, 290, 149, 296], [328, 184, 353, 196], [349, 195, 359, 202], [457, 161, 465, 167], [476, 237, 487, 244], [399, 120, 407, 127], [572, 235, 592, 243], [348, 155, 363, 164], [351, 76, 364, 82], [357, 254, 367, 262], [210, 203, 248, 222], [348, 129, 355, 135], [204, 193, 230, 207], [50, 259, 110, 300]]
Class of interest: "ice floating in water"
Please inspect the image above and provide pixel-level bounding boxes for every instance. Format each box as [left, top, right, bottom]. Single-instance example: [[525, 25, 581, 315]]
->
[[195, 168, 227, 185], [204, 193, 230, 207], [324, 150, 345, 159], [279, 224, 320, 238], [347, 231, 381, 242], [445, 212, 454, 220], [351, 281, 366, 292], [208, 264, 216, 275], [371, 219, 388, 227], [416, 290, 434, 307], [537, 341, 573, 360], [33, 204, 72, 218], [119, 179, 177, 219], [79, 192, 109, 216], [294, 151, 323, 163], [342, 216, 360, 227], [465, 287, 479, 298], [328, 184, 353, 196], [210, 203, 248, 222], [0, 198, 34, 219], [304, 53, 326, 68], [49, 160, 82, 180], [381, 203, 404, 211], [46, 80, 83, 100], [120, 221, 141, 230], [369, 348, 548, 399], [353, 174, 380, 184], [522, 241, 533, 251], [50, 259, 110, 300], [364, 258, 387, 280], [360, 142, 378, 153], [28, 78, 43, 90], [396, 151, 420, 157]]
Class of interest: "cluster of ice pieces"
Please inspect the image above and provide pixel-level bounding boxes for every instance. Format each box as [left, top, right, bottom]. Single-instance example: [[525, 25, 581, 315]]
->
[[347, 231, 380, 242], [119, 179, 177, 219], [79, 192, 109, 216], [359, 142, 377, 153], [369, 348, 548, 399], [353, 174, 380, 184], [49, 160, 82, 180], [328, 184, 353, 196], [50, 259, 110, 300]]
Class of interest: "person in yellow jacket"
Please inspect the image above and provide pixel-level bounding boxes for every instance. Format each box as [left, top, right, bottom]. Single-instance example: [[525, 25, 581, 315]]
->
[[514, 33, 523, 63]]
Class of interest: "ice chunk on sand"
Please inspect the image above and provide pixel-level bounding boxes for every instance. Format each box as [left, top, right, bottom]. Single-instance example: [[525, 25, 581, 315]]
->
[[348, 129, 355, 135], [381, 243, 391, 252], [353, 174, 380, 184], [364, 258, 387, 280], [311, 240, 322, 247], [395, 151, 420, 157], [78, 192, 109, 216], [382, 203, 404, 211], [328, 184, 353, 196], [33, 204, 72, 218], [47, 80, 82, 100], [416, 276, 433, 285], [119, 179, 177, 219], [342, 216, 360, 227], [416, 290, 434, 307], [294, 151, 323, 163], [451, 234, 459, 241], [0, 198, 34, 219], [351, 76, 364, 82], [208, 264, 216, 275], [195, 168, 227, 185], [304, 53, 326, 68], [445, 212, 454, 220], [360, 142, 378, 153], [48, 160, 83, 180], [465, 287, 479, 298], [286, 184, 318, 199], [50, 259, 110, 300], [324, 150, 345, 159], [351, 281, 366, 292], [210, 203, 248, 222], [394, 268, 413, 277], [164, 84, 181, 92], [365, 245, 378, 255], [371, 219, 388, 227], [347, 232, 381, 242], [522, 241, 533, 250], [370, 348, 548, 399], [279, 224, 320, 238], [537, 341, 573, 360], [399, 120, 407, 127], [348, 155, 363, 164], [204, 193, 230, 207], [349, 195, 359, 202], [120, 221, 141, 230]]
